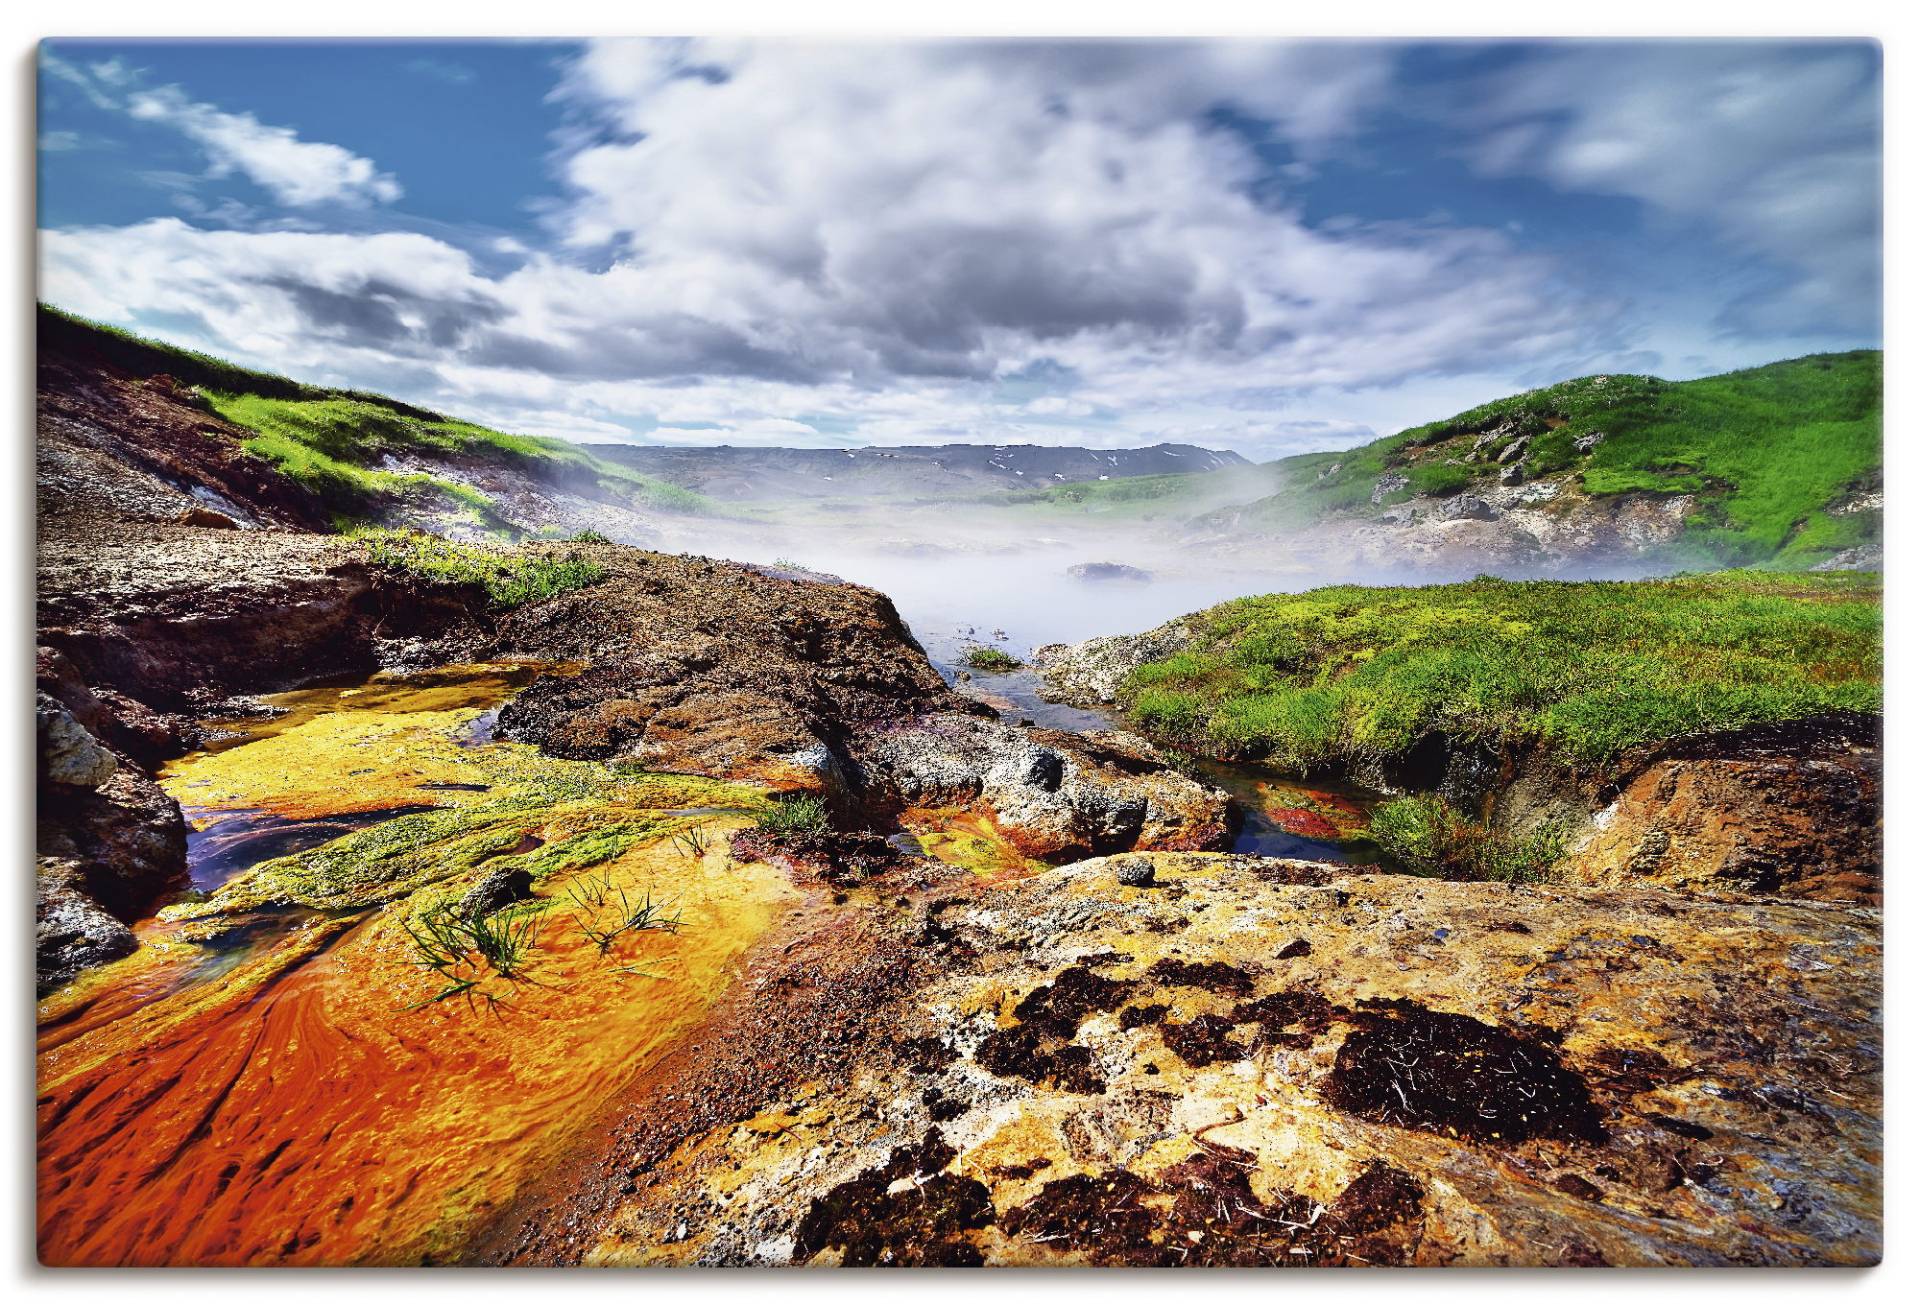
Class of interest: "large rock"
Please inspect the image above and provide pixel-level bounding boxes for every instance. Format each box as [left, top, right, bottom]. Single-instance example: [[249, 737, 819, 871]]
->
[[573, 853, 1882, 1267], [858, 717, 1230, 858], [36, 693, 117, 788], [491, 548, 962, 786], [36, 857, 138, 993], [1434, 494, 1497, 522], [1032, 619, 1194, 708]]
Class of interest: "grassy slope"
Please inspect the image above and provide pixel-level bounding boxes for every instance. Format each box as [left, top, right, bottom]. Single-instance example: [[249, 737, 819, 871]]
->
[[1122, 570, 1881, 773], [40, 305, 711, 528], [1255, 351, 1882, 567]]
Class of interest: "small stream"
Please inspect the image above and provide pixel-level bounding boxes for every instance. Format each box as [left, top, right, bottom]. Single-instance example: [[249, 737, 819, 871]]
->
[[907, 612, 1381, 867]]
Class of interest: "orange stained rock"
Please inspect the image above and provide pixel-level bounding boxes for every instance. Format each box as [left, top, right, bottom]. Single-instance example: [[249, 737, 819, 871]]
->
[[38, 829, 795, 1266], [38, 664, 796, 1266]]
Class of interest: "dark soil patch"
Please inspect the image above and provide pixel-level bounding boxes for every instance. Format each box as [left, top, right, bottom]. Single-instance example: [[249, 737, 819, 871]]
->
[[973, 965, 1135, 1094], [1002, 1145, 1427, 1266], [793, 1130, 994, 1266], [1160, 1014, 1249, 1067], [1250, 861, 1333, 886], [1232, 989, 1339, 1049], [1324, 999, 1606, 1145], [1010, 965, 1133, 1037], [1146, 958, 1256, 996], [730, 826, 927, 887]]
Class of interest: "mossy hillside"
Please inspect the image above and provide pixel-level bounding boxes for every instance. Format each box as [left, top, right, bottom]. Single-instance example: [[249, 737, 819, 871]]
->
[[1255, 351, 1882, 567], [38, 304, 713, 524], [208, 391, 711, 519], [1121, 570, 1881, 773], [351, 527, 607, 608]]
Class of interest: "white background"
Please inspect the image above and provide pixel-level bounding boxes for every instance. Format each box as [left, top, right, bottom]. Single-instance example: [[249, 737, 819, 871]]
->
[[2, 2, 1910, 1299]]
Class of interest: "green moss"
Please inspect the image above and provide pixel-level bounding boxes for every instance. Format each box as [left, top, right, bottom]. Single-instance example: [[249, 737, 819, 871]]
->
[[188, 806, 537, 914], [1118, 570, 1881, 772], [500, 820, 683, 880], [162, 716, 762, 920], [351, 527, 606, 608]]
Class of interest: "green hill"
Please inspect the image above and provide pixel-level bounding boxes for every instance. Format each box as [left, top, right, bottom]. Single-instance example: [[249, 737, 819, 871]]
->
[[37, 305, 712, 529], [1254, 350, 1882, 568]]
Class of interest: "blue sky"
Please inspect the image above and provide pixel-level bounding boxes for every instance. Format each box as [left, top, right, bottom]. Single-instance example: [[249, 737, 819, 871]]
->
[[38, 38, 1882, 457]]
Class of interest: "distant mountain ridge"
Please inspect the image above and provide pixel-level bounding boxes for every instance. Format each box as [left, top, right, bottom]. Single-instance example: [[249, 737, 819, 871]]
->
[[588, 441, 1248, 501]]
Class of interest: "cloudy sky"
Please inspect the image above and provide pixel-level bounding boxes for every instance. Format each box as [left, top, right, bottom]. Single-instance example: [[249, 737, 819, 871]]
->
[[38, 38, 1881, 458]]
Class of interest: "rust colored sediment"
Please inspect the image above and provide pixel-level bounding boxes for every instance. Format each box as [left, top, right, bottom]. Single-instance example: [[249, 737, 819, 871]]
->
[[37, 668, 797, 1267]]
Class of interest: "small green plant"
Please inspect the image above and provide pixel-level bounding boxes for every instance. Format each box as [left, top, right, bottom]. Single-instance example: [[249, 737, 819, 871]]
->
[[755, 793, 830, 837], [565, 868, 685, 957], [1367, 795, 1565, 884], [401, 898, 543, 1009], [962, 645, 1023, 673], [569, 528, 612, 544], [671, 825, 711, 859]]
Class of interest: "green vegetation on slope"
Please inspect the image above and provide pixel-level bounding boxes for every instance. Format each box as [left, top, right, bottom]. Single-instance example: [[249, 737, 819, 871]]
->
[[207, 392, 709, 520], [1122, 570, 1881, 772], [1258, 351, 1882, 567], [352, 527, 607, 608], [1367, 794, 1567, 884], [39, 304, 712, 525]]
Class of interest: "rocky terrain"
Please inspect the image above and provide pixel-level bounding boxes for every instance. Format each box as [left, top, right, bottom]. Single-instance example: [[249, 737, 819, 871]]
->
[[33, 323, 1232, 991], [35, 315, 1883, 1267], [487, 852, 1879, 1267]]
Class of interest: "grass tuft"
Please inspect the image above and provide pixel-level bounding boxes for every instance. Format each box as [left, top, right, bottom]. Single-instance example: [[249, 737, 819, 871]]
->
[[352, 527, 605, 608], [962, 645, 1024, 673], [1367, 795, 1565, 884], [402, 898, 543, 1009], [564, 867, 684, 957], [755, 793, 830, 837]]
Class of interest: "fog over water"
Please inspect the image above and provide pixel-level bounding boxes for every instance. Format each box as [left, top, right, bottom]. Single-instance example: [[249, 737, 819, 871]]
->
[[695, 523, 1294, 661]]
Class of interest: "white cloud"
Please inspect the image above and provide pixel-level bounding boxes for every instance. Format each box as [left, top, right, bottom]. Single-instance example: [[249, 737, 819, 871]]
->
[[126, 85, 401, 207], [41, 40, 1675, 457], [1460, 42, 1880, 335]]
